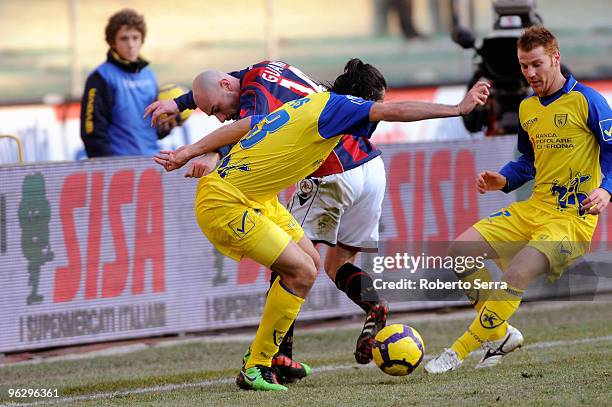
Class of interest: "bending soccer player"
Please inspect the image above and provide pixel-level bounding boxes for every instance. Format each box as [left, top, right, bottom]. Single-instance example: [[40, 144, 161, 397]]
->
[[425, 25, 612, 374], [154, 63, 489, 390], [146, 60, 392, 377]]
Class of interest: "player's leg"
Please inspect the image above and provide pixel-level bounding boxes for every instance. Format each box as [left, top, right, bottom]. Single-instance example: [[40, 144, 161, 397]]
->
[[447, 246, 547, 372], [449, 227, 499, 313], [426, 203, 531, 373], [470, 208, 594, 369], [238, 238, 317, 391], [281, 175, 343, 367], [326, 244, 389, 364], [260, 199, 318, 383], [331, 157, 389, 364], [196, 193, 315, 391], [267, 235, 318, 383]]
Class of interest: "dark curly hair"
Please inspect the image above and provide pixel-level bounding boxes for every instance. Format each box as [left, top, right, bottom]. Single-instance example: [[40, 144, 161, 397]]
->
[[330, 59, 387, 101], [105, 9, 147, 46]]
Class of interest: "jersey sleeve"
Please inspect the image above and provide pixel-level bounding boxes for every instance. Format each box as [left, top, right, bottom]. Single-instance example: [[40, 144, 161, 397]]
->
[[317, 94, 375, 139], [174, 90, 197, 111], [80, 71, 114, 157], [499, 125, 536, 193], [582, 86, 612, 195]]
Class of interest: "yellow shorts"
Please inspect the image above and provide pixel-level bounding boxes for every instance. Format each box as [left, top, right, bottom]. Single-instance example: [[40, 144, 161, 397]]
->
[[474, 199, 596, 281], [194, 175, 304, 267]]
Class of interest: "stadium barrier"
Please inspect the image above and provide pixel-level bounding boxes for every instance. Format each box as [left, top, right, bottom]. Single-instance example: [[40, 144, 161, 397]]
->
[[0, 135, 23, 164], [1, 138, 611, 353]]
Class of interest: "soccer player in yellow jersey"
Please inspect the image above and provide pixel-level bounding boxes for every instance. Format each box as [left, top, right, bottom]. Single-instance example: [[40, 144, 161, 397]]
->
[[155, 63, 490, 390], [425, 26, 612, 374]]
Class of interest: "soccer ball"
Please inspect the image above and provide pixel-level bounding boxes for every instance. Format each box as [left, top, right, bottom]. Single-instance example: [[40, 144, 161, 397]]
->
[[157, 83, 193, 124], [372, 324, 425, 376]]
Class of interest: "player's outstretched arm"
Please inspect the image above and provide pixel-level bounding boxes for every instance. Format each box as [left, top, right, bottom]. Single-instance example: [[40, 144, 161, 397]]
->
[[369, 81, 490, 122], [476, 171, 507, 194], [153, 118, 250, 172], [144, 99, 179, 127]]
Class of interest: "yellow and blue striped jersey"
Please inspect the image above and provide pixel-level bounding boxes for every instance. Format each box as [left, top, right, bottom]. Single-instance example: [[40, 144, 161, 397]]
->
[[500, 76, 612, 220], [208, 92, 375, 202]]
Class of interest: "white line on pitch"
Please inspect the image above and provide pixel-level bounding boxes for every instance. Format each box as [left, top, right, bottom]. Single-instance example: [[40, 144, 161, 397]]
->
[[3, 335, 612, 407]]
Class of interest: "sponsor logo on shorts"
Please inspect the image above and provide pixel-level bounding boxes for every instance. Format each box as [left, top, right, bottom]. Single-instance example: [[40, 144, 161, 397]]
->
[[557, 237, 573, 257], [299, 179, 315, 195], [296, 179, 317, 206], [228, 210, 256, 239]]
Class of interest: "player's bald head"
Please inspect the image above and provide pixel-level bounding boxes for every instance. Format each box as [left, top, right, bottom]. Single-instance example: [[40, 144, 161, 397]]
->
[[193, 70, 224, 102], [192, 70, 240, 122]]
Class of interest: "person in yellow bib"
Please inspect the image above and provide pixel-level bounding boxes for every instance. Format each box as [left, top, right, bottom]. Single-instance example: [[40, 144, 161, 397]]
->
[[425, 25, 612, 374], [154, 62, 490, 390]]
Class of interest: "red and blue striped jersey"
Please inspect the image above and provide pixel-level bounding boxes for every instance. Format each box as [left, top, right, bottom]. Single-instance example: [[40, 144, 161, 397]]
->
[[233, 61, 381, 177], [178, 61, 381, 176]]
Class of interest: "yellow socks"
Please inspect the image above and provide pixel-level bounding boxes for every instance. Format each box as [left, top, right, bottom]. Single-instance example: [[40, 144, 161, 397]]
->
[[245, 277, 304, 368], [455, 266, 493, 312], [451, 285, 524, 360], [455, 265, 508, 339]]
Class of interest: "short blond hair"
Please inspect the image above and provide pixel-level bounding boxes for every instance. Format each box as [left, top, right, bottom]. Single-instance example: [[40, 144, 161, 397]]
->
[[517, 25, 559, 56]]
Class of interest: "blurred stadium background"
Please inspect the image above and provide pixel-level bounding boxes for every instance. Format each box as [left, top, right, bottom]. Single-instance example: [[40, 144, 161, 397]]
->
[[1, 0, 611, 102], [0, 1, 611, 405]]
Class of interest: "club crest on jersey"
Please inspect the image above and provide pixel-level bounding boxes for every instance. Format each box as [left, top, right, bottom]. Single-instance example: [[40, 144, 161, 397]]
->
[[554, 113, 568, 128], [550, 170, 591, 218], [480, 307, 504, 329], [600, 118, 612, 141]]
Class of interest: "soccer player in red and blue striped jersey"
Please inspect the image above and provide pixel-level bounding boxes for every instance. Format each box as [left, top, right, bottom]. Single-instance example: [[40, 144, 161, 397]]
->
[[145, 60, 389, 379]]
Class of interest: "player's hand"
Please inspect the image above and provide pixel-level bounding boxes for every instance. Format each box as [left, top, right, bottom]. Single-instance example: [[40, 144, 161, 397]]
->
[[153, 145, 191, 172], [581, 188, 611, 215], [144, 99, 179, 127], [476, 171, 506, 194], [184, 152, 221, 178], [458, 81, 490, 116]]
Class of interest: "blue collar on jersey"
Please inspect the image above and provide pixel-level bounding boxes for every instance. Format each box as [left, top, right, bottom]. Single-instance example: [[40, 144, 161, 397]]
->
[[538, 75, 577, 107]]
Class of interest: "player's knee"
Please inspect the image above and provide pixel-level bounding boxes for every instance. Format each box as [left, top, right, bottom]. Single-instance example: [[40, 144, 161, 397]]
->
[[291, 252, 318, 287], [503, 265, 535, 291]]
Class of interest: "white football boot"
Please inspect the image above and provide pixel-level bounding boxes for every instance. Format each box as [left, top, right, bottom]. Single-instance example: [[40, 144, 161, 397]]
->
[[424, 348, 462, 374], [475, 324, 524, 369]]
